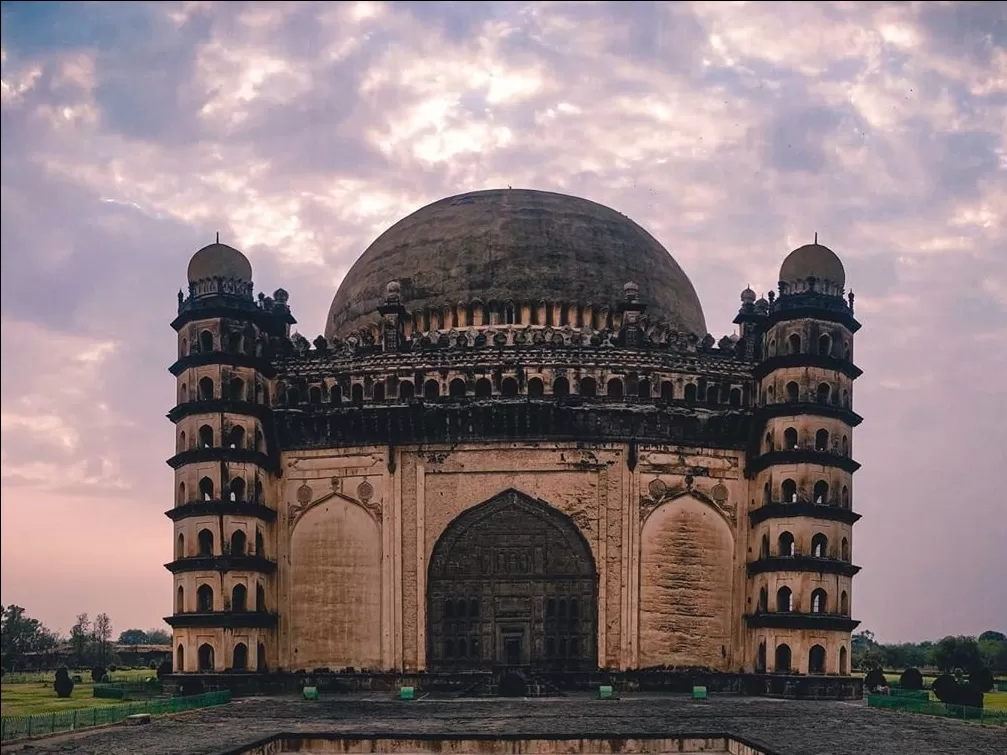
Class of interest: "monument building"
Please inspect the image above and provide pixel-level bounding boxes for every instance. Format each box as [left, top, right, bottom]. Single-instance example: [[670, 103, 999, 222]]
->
[[165, 189, 862, 683]]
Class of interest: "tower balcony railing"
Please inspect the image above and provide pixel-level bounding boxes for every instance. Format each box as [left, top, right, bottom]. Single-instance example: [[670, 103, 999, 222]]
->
[[165, 610, 278, 629], [746, 555, 860, 577], [749, 500, 861, 526], [165, 554, 277, 574], [165, 499, 277, 523], [745, 611, 859, 632]]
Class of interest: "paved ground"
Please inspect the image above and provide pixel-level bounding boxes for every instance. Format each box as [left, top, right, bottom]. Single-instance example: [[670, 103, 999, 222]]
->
[[4, 694, 1004, 755]]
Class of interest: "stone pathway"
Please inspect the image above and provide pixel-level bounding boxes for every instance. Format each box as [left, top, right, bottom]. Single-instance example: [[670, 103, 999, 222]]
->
[[3, 694, 1003, 755]]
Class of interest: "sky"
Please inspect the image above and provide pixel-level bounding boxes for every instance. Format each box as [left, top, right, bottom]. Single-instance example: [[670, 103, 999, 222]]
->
[[1, 1, 1005, 644]]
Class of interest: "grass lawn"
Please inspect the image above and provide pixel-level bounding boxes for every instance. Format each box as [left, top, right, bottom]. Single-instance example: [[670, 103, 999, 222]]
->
[[985, 691, 1007, 711], [1, 670, 158, 717]]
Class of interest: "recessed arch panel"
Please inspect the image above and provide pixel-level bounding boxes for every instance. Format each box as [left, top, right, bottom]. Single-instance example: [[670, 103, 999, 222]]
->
[[289, 497, 381, 670], [639, 493, 734, 669]]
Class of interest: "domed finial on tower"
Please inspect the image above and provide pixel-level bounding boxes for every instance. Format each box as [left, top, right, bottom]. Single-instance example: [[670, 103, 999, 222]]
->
[[623, 280, 640, 303], [187, 239, 252, 284], [385, 280, 402, 305], [740, 286, 756, 305]]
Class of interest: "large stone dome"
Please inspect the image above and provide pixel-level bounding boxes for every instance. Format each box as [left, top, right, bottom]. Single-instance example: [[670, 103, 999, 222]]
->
[[326, 189, 707, 339]]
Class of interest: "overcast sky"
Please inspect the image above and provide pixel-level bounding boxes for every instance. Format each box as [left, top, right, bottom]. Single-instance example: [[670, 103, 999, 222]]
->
[[1, 1, 1005, 643]]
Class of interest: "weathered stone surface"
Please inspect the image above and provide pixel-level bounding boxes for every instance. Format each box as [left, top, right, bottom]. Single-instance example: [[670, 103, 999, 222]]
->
[[6, 695, 1003, 755]]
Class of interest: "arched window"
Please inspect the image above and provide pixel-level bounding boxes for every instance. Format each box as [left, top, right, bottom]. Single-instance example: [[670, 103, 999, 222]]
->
[[811, 588, 827, 614], [199, 330, 214, 353], [398, 381, 414, 400], [198, 377, 215, 401], [818, 334, 831, 356], [660, 381, 674, 401], [254, 428, 264, 451], [254, 478, 263, 503], [841, 435, 849, 456], [373, 383, 385, 402], [176, 644, 185, 672], [766, 384, 775, 403], [778, 531, 795, 557], [814, 429, 829, 451], [813, 480, 829, 504], [228, 378, 245, 401], [768, 339, 776, 356], [756, 641, 767, 672], [788, 333, 801, 354], [758, 586, 768, 612], [231, 584, 247, 612], [579, 377, 597, 397], [196, 584, 214, 612], [552, 377, 570, 397], [176, 586, 185, 613], [781, 479, 797, 502], [776, 586, 793, 612], [811, 533, 828, 558], [256, 583, 266, 612], [809, 644, 826, 674], [839, 646, 848, 675], [255, 529, 265, 557], [197, 529, 214, 556], [783, 427, 798, 449], [178, 482, 187, 506], [501, 377, 519, 397], [198, 425, 214, 448], [816, 382, 831, 404], [178, 430, 187, 453], [352, 383, 364, 404], [762, 482, 771, 504], [764, 432, 774, 452], [226, 426, 245, 449], [179, 382, 188, 403], [444, 598, 455, 619], [638, 378, 651, 398], [227, 332, 243, 354], [504, 302, 516, 324], [229, 477, 245, 502], [607, 378, 624, 398], [729, 387, 742, 407], [775, 643, 792, 673], [330, 384, 343, 405], [258, 643, 267, 671], [841, 537, 850, 562], [181, 338, 188, 357], [841, 486, 850, 508], [528, 377, 544, 398], [684, 383, 697, 403], [840, 590, 849, 615], [450, 378, 467, 398], [546, 598, 556, 617], [423, 379, 440, 400], [470, 598, 480, 618], [785, 381, 799, 402], [760, 534, 769, 558], [472, 378, 491, 397], [287, 387, 300, 405], [843, 341, 851, 360], [232, 643, 248, 671], [842, 389, 850, 407], [176, 533, 185, 559], [197, 643, 214, 671], [309, 386, 322, 404], [230, 530, 247, 556], [706, 385, 719, 405]]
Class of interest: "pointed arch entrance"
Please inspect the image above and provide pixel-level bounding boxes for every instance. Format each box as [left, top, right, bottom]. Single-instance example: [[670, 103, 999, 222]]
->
[[427, 489, 598, 671]]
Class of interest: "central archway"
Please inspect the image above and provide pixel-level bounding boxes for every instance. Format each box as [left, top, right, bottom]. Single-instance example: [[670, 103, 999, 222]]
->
[[427, 489, 598, 671]]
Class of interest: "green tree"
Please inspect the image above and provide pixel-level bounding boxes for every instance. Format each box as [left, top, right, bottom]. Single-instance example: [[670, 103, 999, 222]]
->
[[92, 613, 113, 666], [978, 630, 1006, 643], [1, 605, 58, 670], [117, 629, 149, 645], [70, 613, 91, 667], [929, 635, 983, 673], [145, 628, 171, 645]]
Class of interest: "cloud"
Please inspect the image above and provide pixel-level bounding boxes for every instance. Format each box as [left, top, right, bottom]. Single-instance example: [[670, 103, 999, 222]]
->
[[2, 0, 1005, 640]]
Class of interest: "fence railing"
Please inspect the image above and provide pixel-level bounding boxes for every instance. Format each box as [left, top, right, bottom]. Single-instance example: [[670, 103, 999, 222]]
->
[[1, 672, 156, 685], [867, 694, 1007, 726], [0, 690, 231, 742]]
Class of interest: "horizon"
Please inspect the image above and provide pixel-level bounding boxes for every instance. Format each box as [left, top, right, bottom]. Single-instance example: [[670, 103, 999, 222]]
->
[[1, 1, 1005, 646]]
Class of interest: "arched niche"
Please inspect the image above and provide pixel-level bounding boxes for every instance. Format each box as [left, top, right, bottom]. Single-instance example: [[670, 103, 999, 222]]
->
[[427, 488, 598, 671], [639, 493, 735, 669], [289, 496, 381, 670]]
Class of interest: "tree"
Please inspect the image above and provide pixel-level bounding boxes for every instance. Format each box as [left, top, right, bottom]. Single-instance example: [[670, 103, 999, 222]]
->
[[70, 613, 91, 667], [92, 613, 113, 666], [118, 629, 149, 645], [1, 605, 58, 671], [929, 635, 984, 673], [978, 630, 1006, 643], [53, 666, 74, 698], [864, 667, 887, 691], [899, 667, 924, 690], [145, 628, 171, 645]]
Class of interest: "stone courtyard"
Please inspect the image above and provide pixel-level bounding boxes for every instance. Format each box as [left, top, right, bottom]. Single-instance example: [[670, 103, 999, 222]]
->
[[4, 694, 1002, 755]]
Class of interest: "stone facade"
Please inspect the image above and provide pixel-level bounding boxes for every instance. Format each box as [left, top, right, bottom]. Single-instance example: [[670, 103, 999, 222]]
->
[[165, 190, 863, 682]]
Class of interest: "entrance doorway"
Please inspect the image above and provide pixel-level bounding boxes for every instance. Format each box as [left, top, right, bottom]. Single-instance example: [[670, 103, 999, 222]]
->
[[427, 489, 598, 671]]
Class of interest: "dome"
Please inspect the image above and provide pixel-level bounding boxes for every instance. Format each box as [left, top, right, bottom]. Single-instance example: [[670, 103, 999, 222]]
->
[[779, 242, 845, 288], [326, 189, 706, 338], [187, 241, 252, 283]]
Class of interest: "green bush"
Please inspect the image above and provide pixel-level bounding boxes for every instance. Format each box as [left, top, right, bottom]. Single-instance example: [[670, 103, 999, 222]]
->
[[864, 667, 887, 691], [970, 666, 994, 692], [91, 666, 106, 683], [53, 667, 74, 698], [156, 660, 172, 679], [899, 667, 924, 691]]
